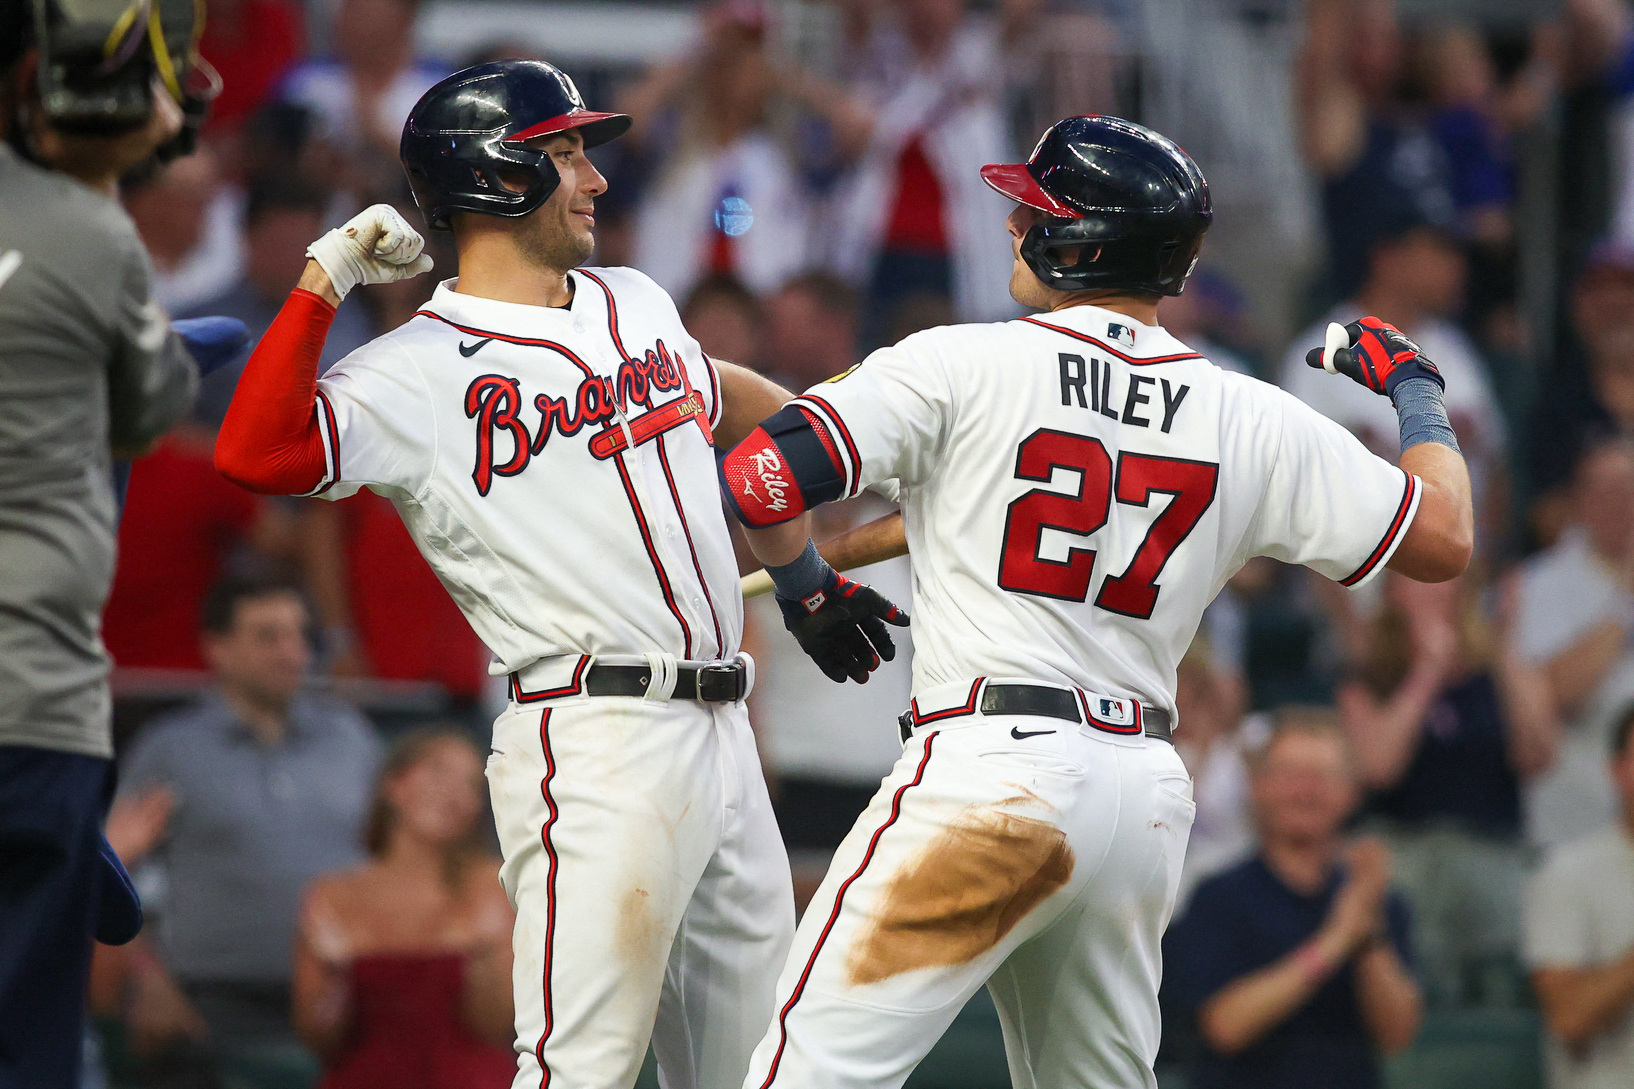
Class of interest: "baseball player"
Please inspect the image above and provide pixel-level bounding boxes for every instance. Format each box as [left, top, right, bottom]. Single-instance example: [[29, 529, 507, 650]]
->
[[214, 61, 904, 1089], [718, 115, 1473, 1088]]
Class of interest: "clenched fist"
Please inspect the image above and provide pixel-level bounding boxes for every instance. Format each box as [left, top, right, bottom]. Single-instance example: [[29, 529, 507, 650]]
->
[[306, 204, 434, 301]]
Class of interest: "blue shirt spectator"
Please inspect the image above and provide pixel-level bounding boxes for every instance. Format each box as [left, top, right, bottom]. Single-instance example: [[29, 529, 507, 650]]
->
[[1166, 857, 1414, 1089], [112, 574, 380, 1074], [1162, 712, 1422, 1089]]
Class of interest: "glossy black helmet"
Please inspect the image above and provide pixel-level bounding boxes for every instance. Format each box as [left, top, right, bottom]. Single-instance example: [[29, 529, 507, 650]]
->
[[400, 60, 631, 231], [982, 115, 1211, 297]]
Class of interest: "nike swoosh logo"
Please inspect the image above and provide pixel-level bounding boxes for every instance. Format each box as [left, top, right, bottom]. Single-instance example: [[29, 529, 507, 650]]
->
[[459, 338, 494, 357], [1010, 727, 1056, 739]]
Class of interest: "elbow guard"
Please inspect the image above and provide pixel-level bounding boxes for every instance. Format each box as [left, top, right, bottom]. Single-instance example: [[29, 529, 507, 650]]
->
[[719, 405, 846, 526]]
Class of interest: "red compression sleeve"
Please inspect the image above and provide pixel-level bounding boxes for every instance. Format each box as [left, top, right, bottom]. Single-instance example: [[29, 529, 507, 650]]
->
[[214, 289, 334, 495]]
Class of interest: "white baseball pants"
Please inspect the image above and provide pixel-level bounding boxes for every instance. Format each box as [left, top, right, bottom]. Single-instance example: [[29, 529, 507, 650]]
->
[[487, 692, 795, 1089], [742, 679, 1196, 1089]]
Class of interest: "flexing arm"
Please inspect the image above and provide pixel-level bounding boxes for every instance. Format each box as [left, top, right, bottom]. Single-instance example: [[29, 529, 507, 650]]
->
[[718, 399, 907, 683], [215, 206, 431, 494], [1307, 319, 1474, 583], [1389, 443, 1473, 582], [214, 270, 336, 494]]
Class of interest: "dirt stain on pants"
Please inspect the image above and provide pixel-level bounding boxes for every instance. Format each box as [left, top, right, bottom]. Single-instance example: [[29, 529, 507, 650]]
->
[[846, 808, 1074, 986]]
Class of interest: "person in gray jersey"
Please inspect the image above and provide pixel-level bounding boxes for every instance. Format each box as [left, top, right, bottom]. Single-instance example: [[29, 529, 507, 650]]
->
[[0, 2, 206, 1085]]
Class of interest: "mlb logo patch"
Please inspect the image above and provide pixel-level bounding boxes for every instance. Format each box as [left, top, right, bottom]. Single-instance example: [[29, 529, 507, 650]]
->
[[1087, 696, 1139, 734], [1097, 697, 1131, 723], [1107, 323, 1136, 348]]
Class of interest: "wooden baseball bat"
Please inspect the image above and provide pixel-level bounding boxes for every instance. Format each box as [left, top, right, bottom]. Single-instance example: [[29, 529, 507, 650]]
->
[[740, 511, 909, 599]]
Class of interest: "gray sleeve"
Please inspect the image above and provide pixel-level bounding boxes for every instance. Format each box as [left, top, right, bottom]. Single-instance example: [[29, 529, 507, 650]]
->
[[106, 234, 197, 453]]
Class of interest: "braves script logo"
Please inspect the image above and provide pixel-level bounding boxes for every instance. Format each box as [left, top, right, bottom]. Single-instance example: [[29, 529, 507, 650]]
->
[[745, 444, 792, 513], [464, 340, 687, 495]]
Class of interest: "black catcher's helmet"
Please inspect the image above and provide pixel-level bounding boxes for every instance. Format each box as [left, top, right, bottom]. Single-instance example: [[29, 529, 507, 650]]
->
[[400, 60, 631, 231], [982, 115, 1211, 297]]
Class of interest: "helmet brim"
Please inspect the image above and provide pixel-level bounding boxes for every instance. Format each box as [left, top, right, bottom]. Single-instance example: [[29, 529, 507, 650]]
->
[[980, 163, 1082, 220], [509, 109, 633, 149]]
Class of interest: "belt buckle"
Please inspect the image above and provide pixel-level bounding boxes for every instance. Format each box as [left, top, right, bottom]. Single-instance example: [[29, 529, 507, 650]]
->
[[898, 709, 915, 743], [697, 662, 745, 702]]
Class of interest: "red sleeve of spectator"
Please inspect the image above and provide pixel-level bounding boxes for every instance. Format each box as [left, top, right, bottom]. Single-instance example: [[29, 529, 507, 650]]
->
[[214, 288, 335, 495]]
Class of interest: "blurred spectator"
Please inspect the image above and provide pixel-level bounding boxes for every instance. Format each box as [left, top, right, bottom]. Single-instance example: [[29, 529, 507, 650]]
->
[[1297, 0, 1459, 304], [1524, 704, 1634, 1089], [294, 729, 514, 1088], [822, 0, 1029, 333], [123, 147, 246, 314], [1514, 437, 1634, 848], [1276, 212, 1506, 532], [680, 273, 766, 365], [198, 0, 306, 138], [113, 575, 381, 1079], [1159, 267, 1259, 376], [1164, 711, 1422, 1089], [279, 0, 448, 193], [300, 492, 490, 703], [233, 102, 347, 203], [183, 173, 377, 426], [1415, 22, 1559, 251], [1134, 0, 1317, 344], [1173, 637, 1263, 908], [621, 1, 811, 301], [761, 271, 861, 383], [1589, 0, 1634, 249], [1530, 240, 1634, 542], [1336, 571, 1557, 1002], [102, 424, 294, 670]]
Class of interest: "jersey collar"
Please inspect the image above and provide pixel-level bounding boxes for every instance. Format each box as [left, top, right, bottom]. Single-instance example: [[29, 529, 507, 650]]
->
[[421, 274, 588, 336], [1020, 304, 1201, 364]]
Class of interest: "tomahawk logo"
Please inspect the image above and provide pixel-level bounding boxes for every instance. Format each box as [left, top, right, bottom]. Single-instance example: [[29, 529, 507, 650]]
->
[[749, 446, 791, 512]]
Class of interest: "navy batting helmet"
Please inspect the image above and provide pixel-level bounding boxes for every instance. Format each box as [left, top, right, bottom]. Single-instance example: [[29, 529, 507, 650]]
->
[[982, 115, 1211, 297], [400, 60, 631, 231]]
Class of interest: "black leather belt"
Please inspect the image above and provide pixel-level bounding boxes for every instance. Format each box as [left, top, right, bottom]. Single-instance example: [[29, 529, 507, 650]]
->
[[899, 682, 1172, 743], [584, 660, 747, 703]]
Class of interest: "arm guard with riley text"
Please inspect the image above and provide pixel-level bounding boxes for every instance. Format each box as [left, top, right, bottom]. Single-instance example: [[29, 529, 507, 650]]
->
[[718, 405, 847, 526]]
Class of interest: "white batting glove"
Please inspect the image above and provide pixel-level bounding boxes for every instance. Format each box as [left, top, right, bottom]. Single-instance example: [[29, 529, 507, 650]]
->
[[306, 204, 434, 301]]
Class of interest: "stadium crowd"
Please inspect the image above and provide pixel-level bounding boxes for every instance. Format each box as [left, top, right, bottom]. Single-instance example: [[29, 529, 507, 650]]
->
[[75, 0, 1634, 1087]]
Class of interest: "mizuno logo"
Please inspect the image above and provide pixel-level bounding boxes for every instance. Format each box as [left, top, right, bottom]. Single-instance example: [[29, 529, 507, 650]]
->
[[459, 338, 494, 357], [1010, 727, 1055, 739]]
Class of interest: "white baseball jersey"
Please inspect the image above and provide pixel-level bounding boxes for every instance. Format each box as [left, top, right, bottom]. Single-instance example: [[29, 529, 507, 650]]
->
[[790, 301, 1421, 717], [742, 302, 1422, 1089], [309, 267, 740, 682], [308, 267, 795, 1089]]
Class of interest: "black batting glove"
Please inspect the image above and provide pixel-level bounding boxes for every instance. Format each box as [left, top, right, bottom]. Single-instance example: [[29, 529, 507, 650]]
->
[[776, 568, 910, 685], [1305, 316, 1444, 400]]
